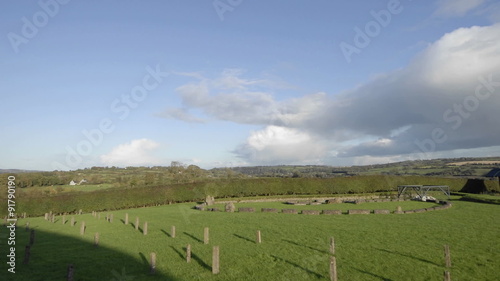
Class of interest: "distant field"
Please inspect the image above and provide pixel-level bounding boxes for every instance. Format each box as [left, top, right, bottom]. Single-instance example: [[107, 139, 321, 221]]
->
[[2, 199, 498, 280], [448, 161, 500, 166]]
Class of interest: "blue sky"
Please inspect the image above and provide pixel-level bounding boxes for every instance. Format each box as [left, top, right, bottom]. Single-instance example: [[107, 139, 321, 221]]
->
[[1, 0, 500, 171]]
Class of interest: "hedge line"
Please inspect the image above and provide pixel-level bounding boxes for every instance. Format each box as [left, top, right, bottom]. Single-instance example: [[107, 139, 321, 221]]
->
[[4, 175, 498, 216]]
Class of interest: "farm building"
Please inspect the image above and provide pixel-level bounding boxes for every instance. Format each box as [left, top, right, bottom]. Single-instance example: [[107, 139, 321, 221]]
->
[[485, 168, 500, 177]]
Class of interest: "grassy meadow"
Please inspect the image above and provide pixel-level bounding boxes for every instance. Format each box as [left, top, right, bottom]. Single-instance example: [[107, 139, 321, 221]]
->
[[2, 199, 499, 281]]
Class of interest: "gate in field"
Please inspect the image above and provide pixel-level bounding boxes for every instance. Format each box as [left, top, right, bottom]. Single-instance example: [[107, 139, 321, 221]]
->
[[397, 185, 450, 200]]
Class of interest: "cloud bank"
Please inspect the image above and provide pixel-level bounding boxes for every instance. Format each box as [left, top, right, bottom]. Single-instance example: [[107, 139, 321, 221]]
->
[[161, 23, 500, 165]]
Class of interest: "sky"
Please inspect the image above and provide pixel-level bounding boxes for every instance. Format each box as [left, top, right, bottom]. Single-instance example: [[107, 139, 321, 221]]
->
[[1, 0, 500, 171]]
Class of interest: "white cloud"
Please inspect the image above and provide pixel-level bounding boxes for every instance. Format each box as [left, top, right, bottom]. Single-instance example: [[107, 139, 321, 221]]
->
[[233, 126, 329, 164], [331, 23, 500, 157], [434, 0, 485, 17], [100, 139, 161, 167]]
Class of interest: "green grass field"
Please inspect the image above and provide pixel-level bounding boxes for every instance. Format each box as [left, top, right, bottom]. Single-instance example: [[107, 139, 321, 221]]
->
[[2, 199, 499, 280]]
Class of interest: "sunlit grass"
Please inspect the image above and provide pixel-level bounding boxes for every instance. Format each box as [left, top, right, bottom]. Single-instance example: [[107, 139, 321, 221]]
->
[[3, 199, 498, 280]]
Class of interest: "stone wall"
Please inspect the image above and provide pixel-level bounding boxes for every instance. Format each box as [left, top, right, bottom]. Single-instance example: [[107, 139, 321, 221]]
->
[[301, 210, 321, 215], [196, 199, 453, 216], [322, 210, 343, 215], [348, 209, 371, 215]]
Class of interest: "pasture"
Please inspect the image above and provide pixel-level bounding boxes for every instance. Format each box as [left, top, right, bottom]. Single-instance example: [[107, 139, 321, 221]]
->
[[2, 198, 499, 280]]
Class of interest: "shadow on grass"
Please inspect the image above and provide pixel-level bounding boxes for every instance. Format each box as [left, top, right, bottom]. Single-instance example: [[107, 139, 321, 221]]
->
[[139, 252, 149, 267], [270, 255, 323, 279], [282, 239, 329, 255], [170, 246, 185, 261], [352, 266, 393, 281], [191, 251, 211, 271], [161, 229, 172, 237], [183, 231, 203, 243], [2, 227, 177, 280], [234, 233, 254, 244], [375, 248, 440, 266]]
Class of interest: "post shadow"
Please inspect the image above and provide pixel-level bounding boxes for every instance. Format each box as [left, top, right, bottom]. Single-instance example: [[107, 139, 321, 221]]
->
[[183, 231, 203, 243], [282, 239, 329, 255], [352, 266, 393, 281], [191, 251, 211, 271], [161, 229, 172, 237], [233, 233, 254, 244], [270, 255, 323, 279], [375, 248, 440, 266], [139, 252, 149, 268], [170, 246, 184, 260]]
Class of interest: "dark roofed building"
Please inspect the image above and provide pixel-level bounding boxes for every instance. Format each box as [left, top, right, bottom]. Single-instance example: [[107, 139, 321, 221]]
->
[[485, 168, 500, 177]]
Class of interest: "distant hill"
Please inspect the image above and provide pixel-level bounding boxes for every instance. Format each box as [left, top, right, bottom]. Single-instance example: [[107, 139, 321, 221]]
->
[[217, 156, 500, 178], [0, 169, 44, 174]]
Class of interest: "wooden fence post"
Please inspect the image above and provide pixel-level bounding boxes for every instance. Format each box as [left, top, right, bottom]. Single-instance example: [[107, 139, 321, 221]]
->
[[23, 245, 31, 264], [94, 233, 99, 247], [109, 214, 113, 223], [125, 213, 128, 225], [444, 245, 451, 268], [67, 264, 75, 281], [171, 225, 176, 238], [71, 216, 75, 227], [329, 256, 337, 281], [186, 244, 191, 263], [80, 222, 85, 235], [25, 222, 30, 231], [212, 246, 220, 274], [143, 222, 148, 235], [204, 227, 209, 244], [135, 217, 139, 231], [62, 215, 66, 225], [29, 229, 35, 245], [444, 271, 451, 281], [330, 237, 335, 255], [256, 230, 262, 244], [150, 252, 156, 274]]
